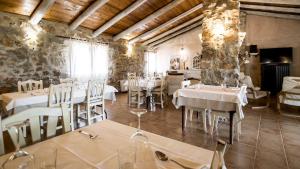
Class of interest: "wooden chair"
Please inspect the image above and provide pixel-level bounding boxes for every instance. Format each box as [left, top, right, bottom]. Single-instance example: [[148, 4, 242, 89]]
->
[[128, 74, 145, 108], [127, 72, 136, 103], [18, 80, 43, 92], [210, 85, 247, 141], [181, 80, 209, 132], [277, 78, 300, 118], [0, 105, 70, 155], [246, 87, 270, 109], [239, 73, 270, 109], [152, 77, 167, 109], [48, 83, 74, 130], [210, 140, 227, 169], [77, 79, 106, 126]]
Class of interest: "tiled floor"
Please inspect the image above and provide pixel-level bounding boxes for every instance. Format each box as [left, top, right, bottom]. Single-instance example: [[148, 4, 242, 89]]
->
[[105, 93, 300, 169]]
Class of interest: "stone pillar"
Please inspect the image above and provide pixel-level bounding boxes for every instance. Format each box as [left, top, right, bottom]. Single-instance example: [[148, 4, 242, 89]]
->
[[200, 0, 240, 86], [239, 11, 248, 74], [108, 41, 145, 90]]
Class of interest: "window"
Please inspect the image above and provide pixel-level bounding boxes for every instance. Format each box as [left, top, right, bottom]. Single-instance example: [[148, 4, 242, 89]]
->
[[65, 40, 109, 81], [145, 51, 157, 74], [145, 51, 169, 75]]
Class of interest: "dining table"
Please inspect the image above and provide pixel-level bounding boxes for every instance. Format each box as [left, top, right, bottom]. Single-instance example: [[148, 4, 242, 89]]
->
[[0, 84, 118, 114], [0, 120, 214, 169], [173, 84, 248, 144]]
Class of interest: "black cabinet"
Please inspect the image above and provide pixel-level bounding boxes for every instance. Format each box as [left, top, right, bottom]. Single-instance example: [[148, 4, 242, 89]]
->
[[261, 63, 290, 94]]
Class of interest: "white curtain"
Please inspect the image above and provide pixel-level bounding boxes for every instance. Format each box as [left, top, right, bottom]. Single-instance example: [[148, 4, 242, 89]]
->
[[145, 51, 157, 74], [65, 39, 109, 81], [145, 51, 169, 75]]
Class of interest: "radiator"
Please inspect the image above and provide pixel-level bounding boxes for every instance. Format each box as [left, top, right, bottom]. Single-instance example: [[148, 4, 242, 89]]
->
[[261, 63, 290, 94]]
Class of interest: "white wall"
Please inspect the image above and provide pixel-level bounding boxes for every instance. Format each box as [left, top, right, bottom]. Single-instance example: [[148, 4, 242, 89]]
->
[[245, 14, 300, 85], [155, 28, 203, 71]]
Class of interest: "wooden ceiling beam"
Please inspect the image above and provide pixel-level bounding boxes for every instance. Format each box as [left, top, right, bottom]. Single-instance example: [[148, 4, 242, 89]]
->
[[243, 10, 300, 20], [143, 14, 203, 46], [113, 0, 185, 41], [148, 20, 202, 48], [129, 3, 203, 44], [30, 0, 56, 25], [240, 0, 300, 7], [69, 0, 109, 31], [241, 4, 300, 14], [92, 0, 147, 38]]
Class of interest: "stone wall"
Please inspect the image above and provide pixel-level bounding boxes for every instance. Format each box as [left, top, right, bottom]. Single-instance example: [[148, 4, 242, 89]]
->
[[108, 41, 145, 89], [200, 0, 240, 86], [0, 12, 145, 93]]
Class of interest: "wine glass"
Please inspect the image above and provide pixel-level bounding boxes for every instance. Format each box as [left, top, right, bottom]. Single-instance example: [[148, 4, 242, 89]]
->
[[1, 119, 34, 169], [130, 109, 148, 144]]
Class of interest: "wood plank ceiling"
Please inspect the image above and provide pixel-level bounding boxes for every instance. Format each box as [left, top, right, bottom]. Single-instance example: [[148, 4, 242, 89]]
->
[[0, 0, 299, 47]]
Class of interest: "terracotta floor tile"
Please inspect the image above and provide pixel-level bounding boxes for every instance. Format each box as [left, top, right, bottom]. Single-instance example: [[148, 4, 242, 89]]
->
[[225, 151, 254, 169], [288, 155, 300, 169], [255, 149, 287, 169], [285, 144, 300, 158]]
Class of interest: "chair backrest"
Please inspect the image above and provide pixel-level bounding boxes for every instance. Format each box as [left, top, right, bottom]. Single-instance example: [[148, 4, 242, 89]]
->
[[239, 75, 254, 89], [49, 83, 74, 130], [210, 140, 227, 169], [181, 80, 191, 88], [60, 78, 77, 84], [18, 80, 43, 92], [87, 79, 105, 105], [48, 83, 74, 108], [127, 73, 141, 91], [160, 77, 166, 90], [127, 73, 136, 80], [0, 105, 70, 155]]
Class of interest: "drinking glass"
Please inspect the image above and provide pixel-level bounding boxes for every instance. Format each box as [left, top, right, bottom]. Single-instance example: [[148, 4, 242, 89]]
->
[[1, 120, 34, 169], [129, 109, 148, 144], [118, 145, 136, 169]]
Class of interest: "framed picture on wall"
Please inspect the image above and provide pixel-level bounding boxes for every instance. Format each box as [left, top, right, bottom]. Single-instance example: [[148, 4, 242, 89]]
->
[[170, 56, 180, 70]]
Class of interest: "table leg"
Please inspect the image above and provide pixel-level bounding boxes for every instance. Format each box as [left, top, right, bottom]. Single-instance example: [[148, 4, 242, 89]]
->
[[229, 111, 235, 144], [146, 96, 150, 109], [182, 106, 185, 131]]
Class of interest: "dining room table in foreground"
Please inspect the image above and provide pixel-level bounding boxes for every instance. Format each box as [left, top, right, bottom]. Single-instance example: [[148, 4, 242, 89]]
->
[[0, 120, 214, 169]]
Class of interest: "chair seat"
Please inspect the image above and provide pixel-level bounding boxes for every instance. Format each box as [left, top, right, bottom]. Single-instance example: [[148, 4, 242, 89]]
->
[[247, 91, 268, 99], [282, 99, 300, 106]]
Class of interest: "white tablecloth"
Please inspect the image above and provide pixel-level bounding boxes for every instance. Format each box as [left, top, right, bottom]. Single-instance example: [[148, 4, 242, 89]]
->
[[173, 84, 247, 119], [124, 79, 161, 90], [0, 120, 213, 169], [0, 85, 118, 112]]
